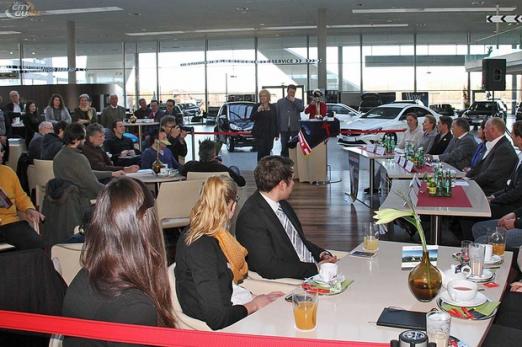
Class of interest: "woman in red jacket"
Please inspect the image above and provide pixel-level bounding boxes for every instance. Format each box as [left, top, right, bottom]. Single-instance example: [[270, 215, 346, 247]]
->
[[304, 89, 327, 119]]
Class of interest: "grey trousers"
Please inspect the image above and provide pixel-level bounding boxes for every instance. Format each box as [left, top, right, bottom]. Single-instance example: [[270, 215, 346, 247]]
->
[[472, 219, 522, 250]]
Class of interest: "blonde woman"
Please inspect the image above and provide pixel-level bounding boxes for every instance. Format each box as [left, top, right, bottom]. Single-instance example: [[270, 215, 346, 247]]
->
[[175, 176, 283, 330], [251, 89, 278, 161]]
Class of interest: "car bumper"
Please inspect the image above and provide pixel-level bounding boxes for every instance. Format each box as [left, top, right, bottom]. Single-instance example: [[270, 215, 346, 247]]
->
[[338, 133, 380, 144]]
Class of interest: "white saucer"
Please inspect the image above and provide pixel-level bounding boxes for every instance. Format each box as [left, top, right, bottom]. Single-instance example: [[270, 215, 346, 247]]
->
[[484, 255, 502, 265], [439, 291, 488, 307], [468, 269, 494, 282]]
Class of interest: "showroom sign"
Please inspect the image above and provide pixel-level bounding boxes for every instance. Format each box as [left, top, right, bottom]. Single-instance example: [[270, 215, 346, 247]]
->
[[5, 1, 39, 19], [181, 58, 321, 67]]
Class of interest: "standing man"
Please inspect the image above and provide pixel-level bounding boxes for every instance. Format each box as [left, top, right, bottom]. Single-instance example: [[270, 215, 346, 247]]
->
[[276, 85, 304, 157], [3, 90, 24, 115], [100, 94, 126, 129]]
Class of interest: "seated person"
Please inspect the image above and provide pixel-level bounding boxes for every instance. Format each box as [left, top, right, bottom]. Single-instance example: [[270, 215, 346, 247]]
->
[[134, 98, 151, 119], [430, 117, 477, 171], [53, 123, 123, 207], [181, 139, 245, 187], [141, 130, 181, 171], [428, 116, 453, 155], [472, 210, 522, 250], [467, 119, 487, 171], [465, 118, 516, 196], [175, 176, 283, 330], [161, 116, 188, 163], [104, 120, 141, 167], [62, 177, 176, 345], [164, 99, 184, 125], [41, 120, 67, 160], [236, 156, 337, 279], [397, 113, 423, 149], [82, 123, 139, 173], [28, 121, 53, 160], [419, 114, 438, 153], [0, 142, 44, 250], [488, 121, 522, 217]]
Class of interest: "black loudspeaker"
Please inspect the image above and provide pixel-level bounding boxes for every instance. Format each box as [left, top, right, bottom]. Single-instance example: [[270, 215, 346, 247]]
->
[[482, 59, 506, 91]]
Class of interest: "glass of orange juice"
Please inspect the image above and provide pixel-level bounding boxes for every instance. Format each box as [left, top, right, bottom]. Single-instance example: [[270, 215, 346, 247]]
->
[[363, 223, 379, 252], [292, 290, 318, 331]]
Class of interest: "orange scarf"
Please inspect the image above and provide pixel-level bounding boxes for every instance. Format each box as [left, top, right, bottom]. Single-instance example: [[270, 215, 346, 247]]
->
[[214, 229, 248, 284]]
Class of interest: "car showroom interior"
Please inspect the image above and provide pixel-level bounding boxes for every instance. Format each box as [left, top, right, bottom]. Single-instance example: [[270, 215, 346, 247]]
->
[[1, 1, 522, 346]]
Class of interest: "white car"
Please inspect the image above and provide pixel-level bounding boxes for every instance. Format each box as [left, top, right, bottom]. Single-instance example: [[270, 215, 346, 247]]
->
[[326, 103, 361, 124], [338, 103, 440, 145]]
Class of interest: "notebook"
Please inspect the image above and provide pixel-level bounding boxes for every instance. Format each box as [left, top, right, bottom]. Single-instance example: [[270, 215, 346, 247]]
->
[[376, 307, 427, 330]]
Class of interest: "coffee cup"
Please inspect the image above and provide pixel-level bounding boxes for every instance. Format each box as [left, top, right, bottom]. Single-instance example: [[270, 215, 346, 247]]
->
[[447, 279, 477, 303], [482, 244, 493, 262], [319, 263, 338, 282]]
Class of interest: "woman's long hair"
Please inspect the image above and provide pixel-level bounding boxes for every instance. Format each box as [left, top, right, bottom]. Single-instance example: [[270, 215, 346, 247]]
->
[[185, 176, 238, 245], [81, 177, 175, 327]]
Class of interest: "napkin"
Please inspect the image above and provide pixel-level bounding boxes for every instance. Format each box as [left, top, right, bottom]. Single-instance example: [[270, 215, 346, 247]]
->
[[441, 301, 500, 319], [304, 276, 354, 295]]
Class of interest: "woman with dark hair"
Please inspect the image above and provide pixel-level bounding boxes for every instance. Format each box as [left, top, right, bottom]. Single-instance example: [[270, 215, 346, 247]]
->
[[175, 176, 283, 330], [62, 177, 176, 345], [44, 93, 71, 124], [22, 101, 43, 145]]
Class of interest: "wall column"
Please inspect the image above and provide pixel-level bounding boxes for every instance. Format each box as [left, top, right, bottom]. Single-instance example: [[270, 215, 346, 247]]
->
[[67, 20, 76, 84], [317, 8, 327, 90]]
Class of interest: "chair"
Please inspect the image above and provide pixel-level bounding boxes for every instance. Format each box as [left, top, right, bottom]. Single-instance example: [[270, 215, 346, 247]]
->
[[6, 138, 26, 171], [0, 243, 15, 252], [156, 180, 205, 230], [33, 159, 55, 211], [51, 243, 83, 286], [167, 263, 211, 330], [27, 164, 36, 198], [186, 171, 230, 181]]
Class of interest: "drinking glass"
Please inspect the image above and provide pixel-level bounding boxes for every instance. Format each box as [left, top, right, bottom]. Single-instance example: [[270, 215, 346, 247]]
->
[[363, 223, 379, 252], [426, 310, 451, 347], [292, 290, 318, 331], [460, 240, 472, 265], [469, 243, 485, 277]]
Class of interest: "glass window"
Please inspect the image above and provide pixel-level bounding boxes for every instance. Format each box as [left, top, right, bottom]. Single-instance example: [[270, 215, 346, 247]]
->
[[362, 34, 414, 92], [0, 44, 21, 86], [228, 103, 255, 122], [159, 39, 205, 112], [76, 43, 123, 90], [361, 106, 401, 119], [137, 41, 157, 102], [22, 43, 67, 85]]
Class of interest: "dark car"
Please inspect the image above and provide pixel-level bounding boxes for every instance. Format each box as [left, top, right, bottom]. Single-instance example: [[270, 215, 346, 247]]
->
[[516, 102, 522, 121], [358, 93, 382, 113], [430, 104, 455, 118], [462, 100, 507, 126], [205, 106, 220, 125], [216, 102, 256, 152], [178, 103, 201, 118]]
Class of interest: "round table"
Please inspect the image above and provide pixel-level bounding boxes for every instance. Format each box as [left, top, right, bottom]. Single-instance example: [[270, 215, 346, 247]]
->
[[126, 169, 184, 194]]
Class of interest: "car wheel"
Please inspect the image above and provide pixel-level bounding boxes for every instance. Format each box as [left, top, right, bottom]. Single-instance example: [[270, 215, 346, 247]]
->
[[227, 137, 235, 152]]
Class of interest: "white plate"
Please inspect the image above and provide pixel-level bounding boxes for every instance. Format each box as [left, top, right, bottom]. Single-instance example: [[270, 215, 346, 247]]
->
[[439, 291, 488, 307], [468, 269, 494, 282], [484, 254, 502, 265]]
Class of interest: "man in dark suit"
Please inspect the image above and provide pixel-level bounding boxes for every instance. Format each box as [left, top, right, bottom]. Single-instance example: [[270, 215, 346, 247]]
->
[[2, 90, 25, 116], [487, 121, 522, 217], [428, 116, 453, 155], [430, 117, 477, 171], [236, 156, 337, 279], [150, 100, 165, 122], [466, 117, 517, 196], [134, 98, 151, 119]]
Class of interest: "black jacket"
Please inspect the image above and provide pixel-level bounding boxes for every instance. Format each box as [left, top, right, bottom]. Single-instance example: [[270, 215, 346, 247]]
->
[[428, 131, 453, 155], [466, 136, 517, 196], [180, 160, 246, 187], [236, 191, 323, 280], [166, 136, 188, 163], [491, 161, 522, 208], [251, 104, 278, 141], [41, 133, 64, 160], [174, 234, 248, 330]]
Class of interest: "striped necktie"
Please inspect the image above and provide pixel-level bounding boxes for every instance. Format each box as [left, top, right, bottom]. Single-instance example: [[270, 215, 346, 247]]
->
[[275, 206, 315, 263]]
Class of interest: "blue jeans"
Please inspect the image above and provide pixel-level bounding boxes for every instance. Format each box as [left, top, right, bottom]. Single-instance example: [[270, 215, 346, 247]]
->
[[472, 219, 522, 250]]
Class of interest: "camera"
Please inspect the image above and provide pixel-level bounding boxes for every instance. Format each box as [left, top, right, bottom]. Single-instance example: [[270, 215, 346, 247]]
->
[[180, 126, 194, 133]]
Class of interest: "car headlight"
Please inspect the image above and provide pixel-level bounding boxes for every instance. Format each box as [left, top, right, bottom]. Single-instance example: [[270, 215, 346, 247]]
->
[[229, 123, 240, 131]]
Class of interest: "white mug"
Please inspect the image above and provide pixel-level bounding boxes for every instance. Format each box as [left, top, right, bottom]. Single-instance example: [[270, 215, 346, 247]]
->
[[447, 279, 478, 303], [319, 263, 338, 282]]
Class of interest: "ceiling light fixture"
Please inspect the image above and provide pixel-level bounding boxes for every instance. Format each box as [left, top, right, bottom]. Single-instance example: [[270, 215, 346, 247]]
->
[[263, 25, 316, 30], [353, 7, 516, 14], [0, 6, 122, 18], [126, 30, 185, 36], [328, 24, 408, 28], [192, 28, 255, 33], [0, 31, 20, 34]]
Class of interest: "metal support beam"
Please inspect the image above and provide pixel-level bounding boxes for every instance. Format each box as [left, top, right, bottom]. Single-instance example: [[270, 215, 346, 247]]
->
[[67, 20, 76, 84]]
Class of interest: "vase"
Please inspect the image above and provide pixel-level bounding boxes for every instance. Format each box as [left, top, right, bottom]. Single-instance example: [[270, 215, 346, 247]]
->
[[408, 250, 442, 302]]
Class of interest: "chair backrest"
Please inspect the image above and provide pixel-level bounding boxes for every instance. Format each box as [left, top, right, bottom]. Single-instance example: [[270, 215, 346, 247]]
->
[[186, 171, 230, 181], [33, 159, 55, 210], [27, 164, 36, 194], [156, 180, 205, 222], [51, 243, 83, 286]]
